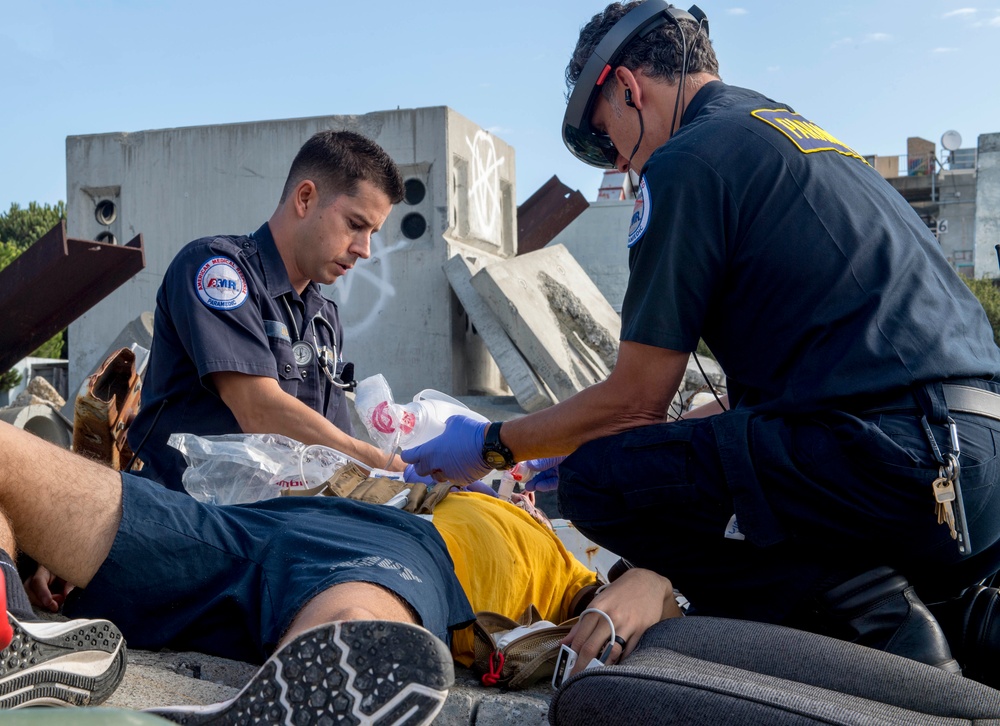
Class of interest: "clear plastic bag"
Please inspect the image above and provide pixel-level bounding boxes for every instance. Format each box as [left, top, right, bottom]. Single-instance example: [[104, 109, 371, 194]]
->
[[168, 432, 361, 505], [354, 374, 488, 453]]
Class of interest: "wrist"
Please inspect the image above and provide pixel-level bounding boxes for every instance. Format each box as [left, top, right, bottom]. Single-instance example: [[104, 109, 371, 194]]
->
[[481, 421, 516, 470]]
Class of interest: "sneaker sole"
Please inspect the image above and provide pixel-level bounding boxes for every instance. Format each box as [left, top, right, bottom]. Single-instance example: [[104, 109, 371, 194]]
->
[[150, 620, 454, 726], [0, 616, 127, 708]]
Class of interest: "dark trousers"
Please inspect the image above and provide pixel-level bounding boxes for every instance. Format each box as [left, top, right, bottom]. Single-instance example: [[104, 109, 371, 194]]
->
[[559, 380, 1000, 624]]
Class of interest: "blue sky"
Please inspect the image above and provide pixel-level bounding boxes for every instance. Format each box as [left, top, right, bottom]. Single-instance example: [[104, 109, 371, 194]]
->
[[2, 0, 998, 213]]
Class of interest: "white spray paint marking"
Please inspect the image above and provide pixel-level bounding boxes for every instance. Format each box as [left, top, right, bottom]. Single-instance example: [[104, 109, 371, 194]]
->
[[465, 130, 505, 245], [331, 232, 409, 334]]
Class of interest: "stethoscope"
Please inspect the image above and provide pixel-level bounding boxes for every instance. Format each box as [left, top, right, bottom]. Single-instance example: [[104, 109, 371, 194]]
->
[[280, 295, 353, 390]]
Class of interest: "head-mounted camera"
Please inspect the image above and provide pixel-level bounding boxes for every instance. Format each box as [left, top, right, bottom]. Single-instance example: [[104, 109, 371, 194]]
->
[[562, 0, 709, 168]]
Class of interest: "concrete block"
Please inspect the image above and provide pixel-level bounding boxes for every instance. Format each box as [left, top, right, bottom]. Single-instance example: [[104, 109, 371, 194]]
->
[[474, 694, 550, 725], [546, 199, 633, 313], [975, 133, 1000, 278], [471, 245, 620, 402], [445, 253, 555, 412], [13, 377, 66, 409], [683, 354, 724, 393], [104, 663, 241, 711], [0, 404, 72, 448]]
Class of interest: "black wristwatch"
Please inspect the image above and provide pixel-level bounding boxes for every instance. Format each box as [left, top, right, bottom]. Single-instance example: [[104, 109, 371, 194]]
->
[[482, 422, 516, 470]]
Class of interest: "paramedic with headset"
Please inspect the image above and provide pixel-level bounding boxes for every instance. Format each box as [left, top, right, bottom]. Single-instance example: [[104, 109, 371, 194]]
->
[[126, 130, 407, 490], [403, 0, 1000, 681]]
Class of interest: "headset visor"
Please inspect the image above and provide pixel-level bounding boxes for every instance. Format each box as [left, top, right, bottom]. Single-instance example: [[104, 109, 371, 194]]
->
[[561, 1, 705, 168], [563, 122, 620, 169]]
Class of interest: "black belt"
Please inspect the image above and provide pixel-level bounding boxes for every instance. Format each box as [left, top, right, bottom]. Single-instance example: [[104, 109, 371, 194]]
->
[[861, 383, 1000, 423]]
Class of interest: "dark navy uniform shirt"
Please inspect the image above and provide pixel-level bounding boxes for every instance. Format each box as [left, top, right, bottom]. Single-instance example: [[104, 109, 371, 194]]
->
[[128, 222, 354, 490], [622, 81, 1000, 412]]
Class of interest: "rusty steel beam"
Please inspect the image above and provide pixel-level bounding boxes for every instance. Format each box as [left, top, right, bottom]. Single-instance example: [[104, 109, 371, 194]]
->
[[0, 221, 145, 371], [516, 175, 589, 256]]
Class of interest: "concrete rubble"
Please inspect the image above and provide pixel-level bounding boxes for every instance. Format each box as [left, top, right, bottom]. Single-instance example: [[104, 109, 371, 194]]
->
[[468, 245, 621, 404], [0, 376, 73, 449]]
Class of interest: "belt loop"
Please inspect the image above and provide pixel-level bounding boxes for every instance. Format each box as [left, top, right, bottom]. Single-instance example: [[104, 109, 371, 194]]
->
[[915, 381, 949, 425]]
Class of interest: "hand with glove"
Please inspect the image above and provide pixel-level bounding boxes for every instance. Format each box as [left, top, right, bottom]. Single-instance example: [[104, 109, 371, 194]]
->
[[517, 456, 566, 492], [401, 415, 492, 485], [402, 464, 437, 486]]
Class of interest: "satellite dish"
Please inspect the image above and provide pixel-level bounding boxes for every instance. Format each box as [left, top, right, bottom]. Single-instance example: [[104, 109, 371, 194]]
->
[[941, 130, 962, 151]]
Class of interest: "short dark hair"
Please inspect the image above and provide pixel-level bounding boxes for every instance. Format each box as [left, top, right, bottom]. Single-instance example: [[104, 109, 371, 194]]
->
[[280, 130, 405, 205], [566, 2, 719, 99]]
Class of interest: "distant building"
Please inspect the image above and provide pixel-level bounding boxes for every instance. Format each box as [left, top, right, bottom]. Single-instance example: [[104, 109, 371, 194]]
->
[[866, 132, 1000, 278]]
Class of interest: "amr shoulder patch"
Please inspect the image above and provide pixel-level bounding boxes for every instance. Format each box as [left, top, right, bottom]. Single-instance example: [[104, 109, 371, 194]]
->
[[628, 174, 652, 248], [751, 108, 869, 165], [195, 256, 249, 310]]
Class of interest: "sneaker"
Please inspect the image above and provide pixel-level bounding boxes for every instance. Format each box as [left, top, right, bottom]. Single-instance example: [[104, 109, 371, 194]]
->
[[148, 620, 454, 726], [0, 613, 127, 708]]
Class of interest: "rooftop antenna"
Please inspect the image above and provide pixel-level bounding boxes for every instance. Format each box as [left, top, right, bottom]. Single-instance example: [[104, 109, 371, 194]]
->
[[941, 130, 962, 168]]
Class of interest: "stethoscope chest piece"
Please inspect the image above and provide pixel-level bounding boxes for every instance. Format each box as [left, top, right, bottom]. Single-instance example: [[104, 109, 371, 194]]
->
[[291, 341, 314, 366]]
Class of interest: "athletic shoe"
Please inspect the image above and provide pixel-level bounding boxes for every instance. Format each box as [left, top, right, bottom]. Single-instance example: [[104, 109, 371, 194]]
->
[[148, 620, 454, 726], [0, 613, 127, 708]]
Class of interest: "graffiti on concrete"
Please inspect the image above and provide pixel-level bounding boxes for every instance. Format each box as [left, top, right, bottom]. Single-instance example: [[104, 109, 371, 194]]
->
[[330, 232, 409, 334], [465, 130, 505, 245]]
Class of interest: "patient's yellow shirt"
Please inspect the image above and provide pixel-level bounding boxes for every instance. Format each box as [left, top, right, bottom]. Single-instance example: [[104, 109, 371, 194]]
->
[[431, 492, 598, 666]]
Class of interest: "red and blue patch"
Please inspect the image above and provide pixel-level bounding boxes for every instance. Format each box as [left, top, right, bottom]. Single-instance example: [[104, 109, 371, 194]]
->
[[628, 175, 651, 248], [195, 256, 248, 310]]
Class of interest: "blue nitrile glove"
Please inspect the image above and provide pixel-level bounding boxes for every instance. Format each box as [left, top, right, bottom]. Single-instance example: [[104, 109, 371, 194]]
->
[[456, 480, 500, 497], [522, 456, 566, 492], [401, 415, 492, 485], [403, 464, 437, 486]]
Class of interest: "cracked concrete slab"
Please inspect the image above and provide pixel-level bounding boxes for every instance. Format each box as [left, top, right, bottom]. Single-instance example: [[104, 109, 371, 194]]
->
[[470, 246, 620, 402], [445, 253, 555, 413]]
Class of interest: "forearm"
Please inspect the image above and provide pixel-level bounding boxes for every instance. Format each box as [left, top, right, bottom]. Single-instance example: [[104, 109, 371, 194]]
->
[[501, 343, 690, 461], [500, 380, 658, 460], [214, 373, 395, 470], [239, 396, 392, 469]]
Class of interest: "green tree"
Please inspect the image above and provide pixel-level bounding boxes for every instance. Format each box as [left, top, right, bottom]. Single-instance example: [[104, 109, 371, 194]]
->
[[0, 202, 68, 392], [963, 276, 1000, 348], [0, 201, 66, 253]]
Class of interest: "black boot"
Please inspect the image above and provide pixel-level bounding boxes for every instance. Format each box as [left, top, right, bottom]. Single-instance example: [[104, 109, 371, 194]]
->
[[930, 585, 1000, 688], [819, 566, 961, 673]]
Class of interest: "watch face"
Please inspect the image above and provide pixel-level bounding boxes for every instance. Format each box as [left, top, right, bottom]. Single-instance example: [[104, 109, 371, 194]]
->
[[292, 341, 314, 366], [484, 450, 510, 470]]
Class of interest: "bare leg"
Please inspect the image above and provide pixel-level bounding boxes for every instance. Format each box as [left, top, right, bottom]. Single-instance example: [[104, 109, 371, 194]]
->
[[277, 581, 419, 650], [0, 422, 121, 587], [0, 507, 15, 559]]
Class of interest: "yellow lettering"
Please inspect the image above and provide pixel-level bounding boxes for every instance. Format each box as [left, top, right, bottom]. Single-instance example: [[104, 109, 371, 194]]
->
[[775, 118, 804, 139], [792, 119, 823, 141]]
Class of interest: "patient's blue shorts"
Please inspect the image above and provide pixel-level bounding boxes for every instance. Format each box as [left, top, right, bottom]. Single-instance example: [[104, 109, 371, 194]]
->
[[65, 474, 474, 663]]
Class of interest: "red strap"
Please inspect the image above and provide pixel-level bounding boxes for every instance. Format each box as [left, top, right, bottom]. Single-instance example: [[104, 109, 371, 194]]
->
[[481, 650, 505, 686], [0, 568, 13, 651]]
